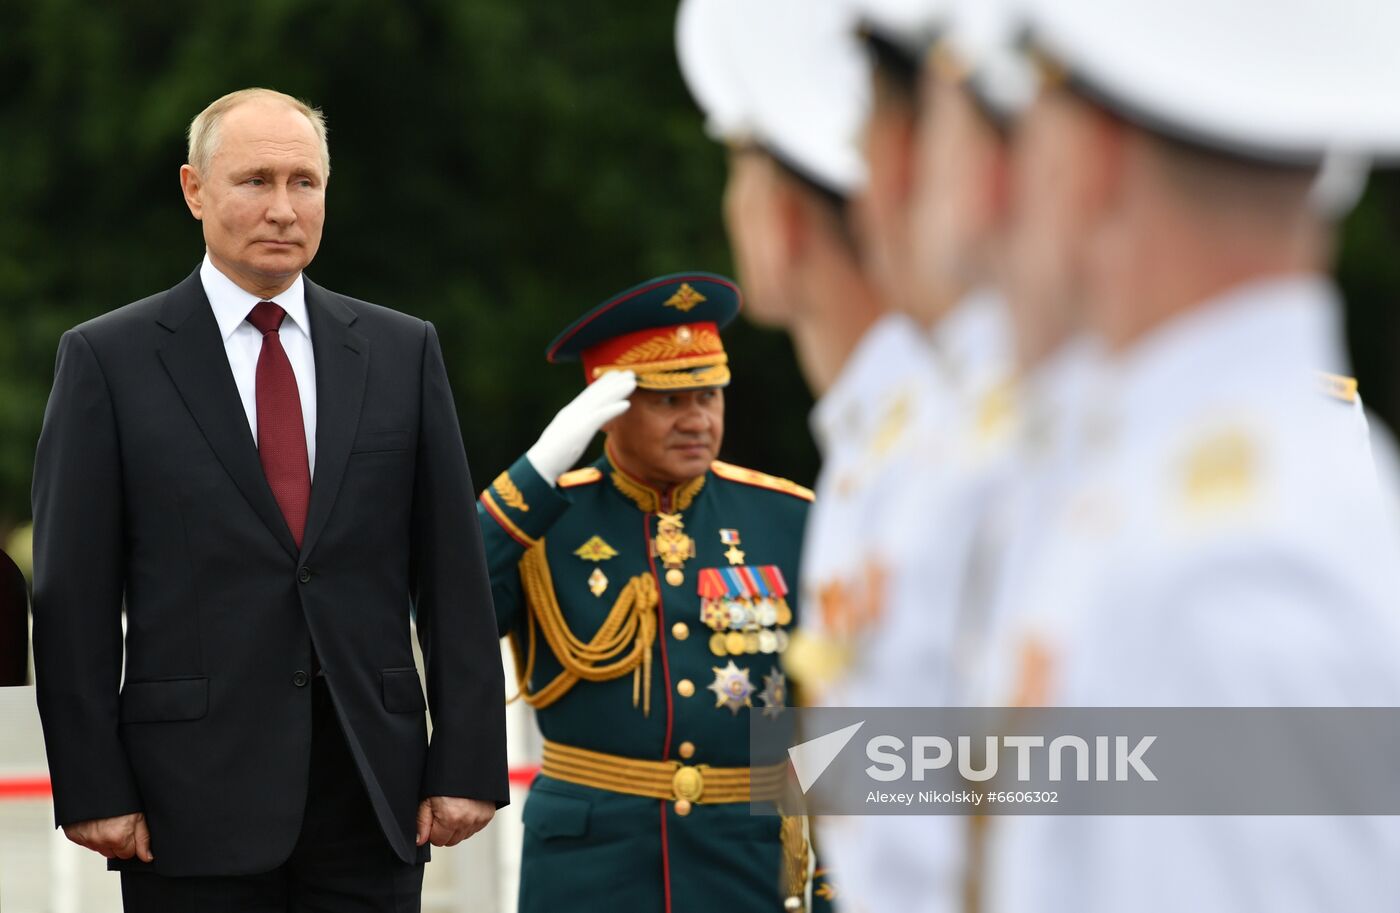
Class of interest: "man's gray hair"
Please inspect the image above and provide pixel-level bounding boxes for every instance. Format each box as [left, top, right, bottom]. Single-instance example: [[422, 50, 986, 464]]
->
[[186, 88, 330, 177]]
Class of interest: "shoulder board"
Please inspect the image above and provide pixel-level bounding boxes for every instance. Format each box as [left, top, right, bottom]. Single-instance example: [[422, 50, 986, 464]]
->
[[558, 467, 604, 488], [1317, 371, 1359, 405], [710, 460, 815, 502]]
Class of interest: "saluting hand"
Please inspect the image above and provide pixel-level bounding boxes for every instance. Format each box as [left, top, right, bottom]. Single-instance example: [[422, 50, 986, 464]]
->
[[415, 796, 495, 847], [63, 811, 154, 862], [525, 369, 637, 483]]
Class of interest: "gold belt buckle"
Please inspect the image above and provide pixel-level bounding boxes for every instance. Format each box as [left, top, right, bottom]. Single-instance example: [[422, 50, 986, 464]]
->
[[672, 764, 705, 801], [671, 764, 705, 816]]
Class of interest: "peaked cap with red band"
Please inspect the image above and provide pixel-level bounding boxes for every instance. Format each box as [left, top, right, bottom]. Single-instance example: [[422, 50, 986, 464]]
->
[[545, 272, 743, 391]]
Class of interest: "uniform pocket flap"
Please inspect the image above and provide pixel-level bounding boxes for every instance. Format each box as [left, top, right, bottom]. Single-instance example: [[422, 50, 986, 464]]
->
[[119, 677, 209, 723], [522, 787, 591, 839], [381, 667, 427, 713]]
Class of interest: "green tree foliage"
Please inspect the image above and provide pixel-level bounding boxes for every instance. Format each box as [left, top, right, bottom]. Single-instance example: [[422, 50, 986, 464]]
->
[[0, 0, 819, 531], [2, 1, 1399, 532]]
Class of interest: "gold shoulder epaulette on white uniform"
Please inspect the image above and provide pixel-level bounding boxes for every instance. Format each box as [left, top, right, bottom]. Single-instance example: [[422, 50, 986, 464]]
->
[[1317, 371, 1359, 404]]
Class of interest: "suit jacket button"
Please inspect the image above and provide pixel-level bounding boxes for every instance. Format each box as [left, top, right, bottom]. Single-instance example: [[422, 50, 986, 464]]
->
[[293, 670, 309, 687], [298, 567, 312, 584]]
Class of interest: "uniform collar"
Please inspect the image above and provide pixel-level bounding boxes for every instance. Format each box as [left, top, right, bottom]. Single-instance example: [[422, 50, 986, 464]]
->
[[1015, 334, 1105, 458], [603, 444, 707, 513], [931, 286, 1012, 398], [809, 312, 933, 457], [200, 252, 311, 342]]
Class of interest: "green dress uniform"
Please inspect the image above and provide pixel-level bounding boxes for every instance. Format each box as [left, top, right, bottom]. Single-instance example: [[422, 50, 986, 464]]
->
[[477, 273, 833, 913]]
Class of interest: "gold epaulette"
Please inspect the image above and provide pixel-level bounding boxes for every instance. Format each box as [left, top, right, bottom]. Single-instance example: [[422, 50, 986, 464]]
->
[[558, 466, 604, 488], [710, 460, 815, 502], [1317, 371, 1359, 404]]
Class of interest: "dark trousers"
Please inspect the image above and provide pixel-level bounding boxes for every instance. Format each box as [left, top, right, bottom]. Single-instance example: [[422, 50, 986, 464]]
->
[[121, 679, 424, 913]]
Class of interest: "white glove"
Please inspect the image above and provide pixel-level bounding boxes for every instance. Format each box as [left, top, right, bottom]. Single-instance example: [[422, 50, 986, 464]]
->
[[526, 370, 637, 486]]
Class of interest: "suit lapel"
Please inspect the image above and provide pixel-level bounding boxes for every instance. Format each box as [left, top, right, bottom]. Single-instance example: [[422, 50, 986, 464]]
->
[[299, 279, 369, 562], [156, 268, 300, 559]]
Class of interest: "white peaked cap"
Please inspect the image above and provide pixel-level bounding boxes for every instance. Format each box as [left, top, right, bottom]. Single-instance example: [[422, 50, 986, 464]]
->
[[676, 0, 755, 143], [742, 0, 873, 194], [852, 0, 950, 53], [942, 0, 1036, 121], [1022, 0, 1400, 162], [678, 0, 873, 195]]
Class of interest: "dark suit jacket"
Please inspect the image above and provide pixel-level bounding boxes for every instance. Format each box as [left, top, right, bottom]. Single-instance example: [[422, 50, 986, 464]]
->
[[30, 267, 509, 876]]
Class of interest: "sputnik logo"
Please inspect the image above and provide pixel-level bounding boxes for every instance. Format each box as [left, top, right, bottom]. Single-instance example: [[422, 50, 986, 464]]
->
[[787, 721, 865, 793]]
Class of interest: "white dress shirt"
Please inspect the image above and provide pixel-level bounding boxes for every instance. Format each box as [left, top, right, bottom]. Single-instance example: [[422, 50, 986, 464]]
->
[[199, 253, 318, 476]]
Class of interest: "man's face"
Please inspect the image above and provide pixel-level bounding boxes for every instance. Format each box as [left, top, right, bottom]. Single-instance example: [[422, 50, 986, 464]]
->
[[910, 74, 1006, 323], [1005, 88, 1097, 367], [853, 90, 918, 313], [180, 100, 327, 296], [723, 150, 793, 328], [605, 387, 725, 488]]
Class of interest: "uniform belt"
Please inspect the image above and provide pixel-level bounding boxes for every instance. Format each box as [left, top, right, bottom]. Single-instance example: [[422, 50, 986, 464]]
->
[[541, 739, 788, 805]]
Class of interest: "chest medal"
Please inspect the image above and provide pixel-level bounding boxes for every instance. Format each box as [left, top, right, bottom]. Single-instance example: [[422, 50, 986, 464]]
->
[[708, 660, 755, 715], [574, 535, 619, 598], [651, 512, 695, 587]]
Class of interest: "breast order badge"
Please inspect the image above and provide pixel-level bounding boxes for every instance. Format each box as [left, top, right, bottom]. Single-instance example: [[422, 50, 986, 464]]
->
[[574, 535, 619, 597], [652, 512, 695, 587], [708, 660, 755, 715]]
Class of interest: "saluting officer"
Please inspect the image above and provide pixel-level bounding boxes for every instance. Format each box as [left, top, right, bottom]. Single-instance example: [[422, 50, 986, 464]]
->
[[477, 274, 820, 913]]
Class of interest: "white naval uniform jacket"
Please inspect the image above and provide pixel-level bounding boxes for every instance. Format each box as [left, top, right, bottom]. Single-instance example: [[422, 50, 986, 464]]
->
[[983, 275, 1400, 913], [801, 293, 1011, 913], [963, 335, 1103, 708]]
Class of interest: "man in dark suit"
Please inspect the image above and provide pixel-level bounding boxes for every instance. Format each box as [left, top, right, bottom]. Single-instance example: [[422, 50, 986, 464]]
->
[[30, 87, 508, 912]]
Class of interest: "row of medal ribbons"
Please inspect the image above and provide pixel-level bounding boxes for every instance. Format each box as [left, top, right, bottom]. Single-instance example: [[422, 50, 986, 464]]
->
[[697, 565, 793, 657]]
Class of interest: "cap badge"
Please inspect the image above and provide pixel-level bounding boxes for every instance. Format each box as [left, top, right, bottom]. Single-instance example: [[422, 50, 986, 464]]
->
[[664, 282, 707, 313]]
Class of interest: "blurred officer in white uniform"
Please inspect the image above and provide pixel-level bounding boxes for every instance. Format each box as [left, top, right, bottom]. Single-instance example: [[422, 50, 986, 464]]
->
[[678, 2, 913, 907], [821, 5, 1053, 911], [678, 0, 948, 700], [679, 4, 995, 911], [980, 1, 1400, 910], [795, 2, 1030, 910], [843, 0, 1032, 726], [677, 0, 882, 399], [925, 0, 1106, 704]]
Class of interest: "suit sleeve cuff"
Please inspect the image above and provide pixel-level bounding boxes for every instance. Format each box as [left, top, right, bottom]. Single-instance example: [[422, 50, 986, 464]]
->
[[477, 454, 572, 547]]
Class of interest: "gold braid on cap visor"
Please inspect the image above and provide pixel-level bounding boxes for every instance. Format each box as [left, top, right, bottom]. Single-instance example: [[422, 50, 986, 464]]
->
[[590, 325, 731, 390], [610, 362, 731, 391]]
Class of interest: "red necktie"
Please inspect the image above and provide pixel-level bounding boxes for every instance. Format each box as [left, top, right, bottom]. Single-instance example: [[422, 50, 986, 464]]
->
[[247, 301, 311, 548]]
